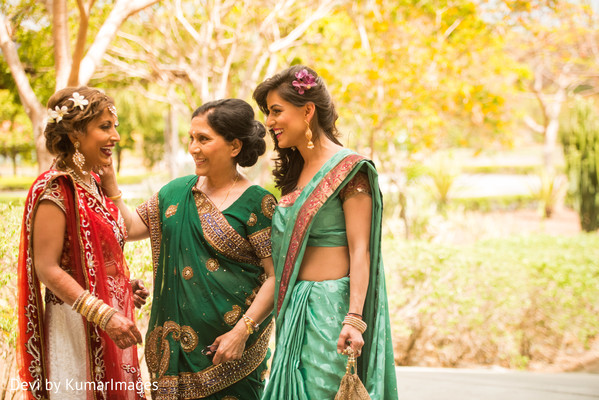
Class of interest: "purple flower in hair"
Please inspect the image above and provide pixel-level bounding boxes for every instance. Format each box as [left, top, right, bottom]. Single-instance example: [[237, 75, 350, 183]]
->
[[292, 69, 317, 94]]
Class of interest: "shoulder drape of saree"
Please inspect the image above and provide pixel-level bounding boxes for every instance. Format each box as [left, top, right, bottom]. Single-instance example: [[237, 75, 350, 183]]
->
[[271, 151, 399, 399]]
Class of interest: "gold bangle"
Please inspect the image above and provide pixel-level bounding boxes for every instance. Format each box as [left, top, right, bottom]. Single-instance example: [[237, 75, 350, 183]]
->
[[72, 290, 90, 312], [79, 296, 97, 318], [92, 303, 110, 325], [99, 308, 118, 330], [242, 314, 259, 334], [108, 191, 122, 201], [343, 315, 367, 334], [87, 300, 105, 324]]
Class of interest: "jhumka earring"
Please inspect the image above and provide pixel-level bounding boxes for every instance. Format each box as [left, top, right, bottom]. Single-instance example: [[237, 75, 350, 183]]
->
[[73, 141, 87, 175], [305, 120, 314, 149]]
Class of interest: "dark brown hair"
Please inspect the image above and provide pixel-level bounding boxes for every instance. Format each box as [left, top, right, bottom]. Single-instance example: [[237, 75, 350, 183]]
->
[[192, 98, 266, 167], [253, 65, 342, 195], [44, 86, 115, 168]]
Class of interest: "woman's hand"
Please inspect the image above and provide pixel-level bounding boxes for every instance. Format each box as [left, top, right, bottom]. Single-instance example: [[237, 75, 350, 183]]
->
[[131, 279, 149, 308], [337, 324, 364, 357], [104, 312, 143, 349], [209, 323, 250, 365], [97, 160, 120, 197]]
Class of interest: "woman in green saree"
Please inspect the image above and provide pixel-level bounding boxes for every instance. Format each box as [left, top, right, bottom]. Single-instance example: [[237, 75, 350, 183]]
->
[[253, 65, 398, 399], [101, 99, 277, 400]]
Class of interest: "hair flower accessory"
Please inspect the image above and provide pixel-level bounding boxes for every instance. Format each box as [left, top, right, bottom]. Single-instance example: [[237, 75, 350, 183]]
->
[[292, 69, 317, 94], [69, 92, 89, 110], [48, 105, 69, 123]]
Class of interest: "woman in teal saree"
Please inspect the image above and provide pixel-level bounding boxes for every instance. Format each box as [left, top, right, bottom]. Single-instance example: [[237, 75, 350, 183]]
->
[[102, 99, 277, 400], [254, 65, 398, 399]]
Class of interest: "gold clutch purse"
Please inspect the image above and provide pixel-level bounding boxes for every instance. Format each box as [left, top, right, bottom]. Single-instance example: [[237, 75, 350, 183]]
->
[[334, 348, 372, 400]]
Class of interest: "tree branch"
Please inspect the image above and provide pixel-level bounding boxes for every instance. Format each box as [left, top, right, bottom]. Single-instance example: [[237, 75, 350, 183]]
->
[[0, 15, 44, 125], [53, 0, 70, 88], [78, 0, 159, 84]]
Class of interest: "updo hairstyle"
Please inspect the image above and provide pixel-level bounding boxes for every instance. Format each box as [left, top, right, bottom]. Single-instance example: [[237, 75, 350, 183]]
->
[[192, 99, 266, 167], [44, 86, 115, 168]]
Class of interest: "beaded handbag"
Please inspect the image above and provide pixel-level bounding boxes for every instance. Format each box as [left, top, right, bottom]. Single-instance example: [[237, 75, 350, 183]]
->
[[334, 348, 371, 400]]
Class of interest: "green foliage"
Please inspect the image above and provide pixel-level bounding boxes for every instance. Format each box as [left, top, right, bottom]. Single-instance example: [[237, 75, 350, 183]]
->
[[560, 99, 599, 231], [110, 91, 167, 170], [386, 233, 599, 368], [0, 176, 35, 190]]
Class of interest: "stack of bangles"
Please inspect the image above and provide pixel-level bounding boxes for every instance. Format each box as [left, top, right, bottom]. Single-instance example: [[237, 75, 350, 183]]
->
[[72, 290, 118, 330], [242, 314, 259, 335], [343, 313, 367, 334]]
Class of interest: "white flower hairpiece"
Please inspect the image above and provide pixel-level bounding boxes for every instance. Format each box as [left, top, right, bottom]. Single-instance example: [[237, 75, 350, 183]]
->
[[47, 92, 90, 124], [47, 106, 69, 123], [69, 92, 89, 110]]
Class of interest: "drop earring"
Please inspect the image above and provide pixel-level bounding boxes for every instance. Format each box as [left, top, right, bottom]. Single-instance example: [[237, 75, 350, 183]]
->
[[305, 120, 314, 149], [73, 141, 87, 175]]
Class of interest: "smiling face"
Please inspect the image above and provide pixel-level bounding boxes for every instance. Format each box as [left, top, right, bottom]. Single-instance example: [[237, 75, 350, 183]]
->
[[76, 107, 120, 170], [265, 90, 309, 149], [188, 113, 237, 177]]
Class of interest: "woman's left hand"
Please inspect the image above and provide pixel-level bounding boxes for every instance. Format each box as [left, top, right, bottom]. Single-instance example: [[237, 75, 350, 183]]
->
[[130, 279, 149, 308], [337, 324, 364, 357], [209, 324, 249, 365]]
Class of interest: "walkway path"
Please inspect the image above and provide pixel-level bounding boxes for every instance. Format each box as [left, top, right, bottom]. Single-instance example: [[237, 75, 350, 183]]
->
[[396, 367, 599, 400]]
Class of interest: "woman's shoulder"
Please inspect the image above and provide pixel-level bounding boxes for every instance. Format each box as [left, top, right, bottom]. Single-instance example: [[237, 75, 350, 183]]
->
[[30, 169, 70, 192], [160, 175, 198, 192], [235, 185, 277, 217]]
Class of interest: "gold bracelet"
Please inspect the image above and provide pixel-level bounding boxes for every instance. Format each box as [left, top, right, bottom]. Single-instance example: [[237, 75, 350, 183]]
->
[[343, 315, 367, 334], [79, 296, 98, 318], [92, 303, 110, 325], [87, 300, 105, 324], [107, 191, 122, 201], [72, 290, 91, 312], [99, 308, 118, 330], [242, 314, 259, 335]]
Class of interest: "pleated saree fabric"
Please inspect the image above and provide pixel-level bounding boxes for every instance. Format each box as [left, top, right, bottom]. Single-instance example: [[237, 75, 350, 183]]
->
[[263, 149, 398, 400]]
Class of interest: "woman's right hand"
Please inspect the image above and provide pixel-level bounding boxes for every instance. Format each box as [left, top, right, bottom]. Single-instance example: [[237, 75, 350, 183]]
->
[[104, 312, 143, 349]]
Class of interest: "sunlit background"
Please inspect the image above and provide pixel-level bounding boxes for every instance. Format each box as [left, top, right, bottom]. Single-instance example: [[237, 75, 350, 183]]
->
[[1, 0, 598, 396]]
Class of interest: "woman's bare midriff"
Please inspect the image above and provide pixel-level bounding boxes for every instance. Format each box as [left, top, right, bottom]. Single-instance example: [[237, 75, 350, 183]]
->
[[296, 246, 350, 281]]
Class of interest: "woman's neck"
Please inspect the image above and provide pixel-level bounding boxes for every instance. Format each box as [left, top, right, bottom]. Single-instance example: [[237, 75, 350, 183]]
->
[[299, 137, 343, 167], [199, 168, 239, 191]]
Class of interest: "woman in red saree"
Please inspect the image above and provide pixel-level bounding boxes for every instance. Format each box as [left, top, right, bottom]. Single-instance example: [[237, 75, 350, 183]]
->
[[17, 87, 148, 400]]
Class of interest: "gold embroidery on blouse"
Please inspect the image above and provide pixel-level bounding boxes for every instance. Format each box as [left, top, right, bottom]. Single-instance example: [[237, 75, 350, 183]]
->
[[339, 171, 372, 202], [165, 204, 178, 218], [247, 212, 257, 226], [151, 321, 274, 400], [193, 191, 260, 266], [222, 396, 238, 400], [261, 194, 277, 219], [182, 266, 193, 280], [206, 258, 220, 272], [247, 227, 272, 259], [224, 304, 243, 326], [137, 193, 161, 278]]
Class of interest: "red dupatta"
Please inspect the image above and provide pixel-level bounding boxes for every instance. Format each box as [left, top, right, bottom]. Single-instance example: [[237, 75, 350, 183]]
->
[[17, 170, 145, 400]]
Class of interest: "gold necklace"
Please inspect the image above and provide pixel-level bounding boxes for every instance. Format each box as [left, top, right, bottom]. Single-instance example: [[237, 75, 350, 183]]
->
[[200, 172, 240, 209], [65, 166, 100, 197]]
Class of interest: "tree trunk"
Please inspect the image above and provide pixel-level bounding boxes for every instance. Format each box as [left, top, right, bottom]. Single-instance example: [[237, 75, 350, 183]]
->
[[164, 104, 180, 180]]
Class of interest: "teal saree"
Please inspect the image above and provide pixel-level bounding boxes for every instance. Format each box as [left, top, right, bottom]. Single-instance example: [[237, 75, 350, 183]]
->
[[263, 149, 398, 400], [137, 176, 277, 400]]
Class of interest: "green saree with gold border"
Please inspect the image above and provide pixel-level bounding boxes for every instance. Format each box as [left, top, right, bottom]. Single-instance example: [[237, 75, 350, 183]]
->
[[263, 149, 398, 400], [137, 175, 277, 400]]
